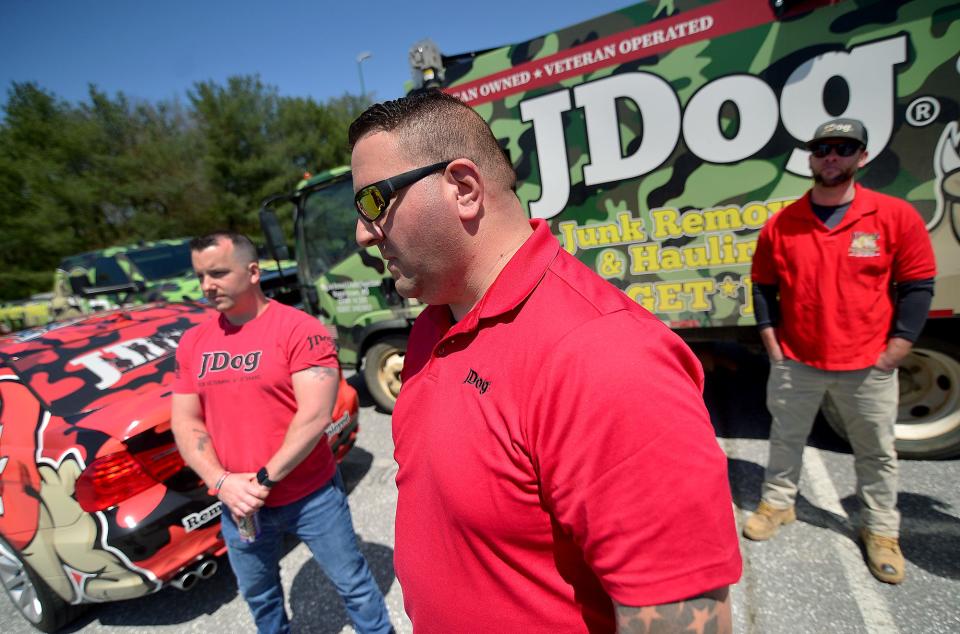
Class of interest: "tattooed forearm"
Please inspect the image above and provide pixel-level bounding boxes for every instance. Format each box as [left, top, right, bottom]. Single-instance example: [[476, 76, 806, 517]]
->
[[615, 588, 731, 634], [308, 366, 338, 380], [193, 428, 210, 452]]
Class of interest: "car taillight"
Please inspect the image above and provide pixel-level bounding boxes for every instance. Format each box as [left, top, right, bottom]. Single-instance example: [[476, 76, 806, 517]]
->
[[76, 443, 185, 512], [136, 444, 185, 481]]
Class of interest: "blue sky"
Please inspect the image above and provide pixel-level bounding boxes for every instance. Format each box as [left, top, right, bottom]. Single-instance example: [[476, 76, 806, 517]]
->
[[1, 0, 633, 108]]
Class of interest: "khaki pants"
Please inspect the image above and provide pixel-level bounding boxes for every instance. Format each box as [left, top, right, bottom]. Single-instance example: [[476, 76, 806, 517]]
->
[[762, 358, 900, 537]]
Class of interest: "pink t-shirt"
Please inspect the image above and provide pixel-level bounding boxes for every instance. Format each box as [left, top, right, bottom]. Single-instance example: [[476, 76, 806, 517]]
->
[[173, 300, 338, 506]]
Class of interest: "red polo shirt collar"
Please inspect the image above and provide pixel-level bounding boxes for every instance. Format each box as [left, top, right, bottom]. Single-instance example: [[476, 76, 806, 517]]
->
[[424, 219, 559, 336], [785, 183, 878, 232]]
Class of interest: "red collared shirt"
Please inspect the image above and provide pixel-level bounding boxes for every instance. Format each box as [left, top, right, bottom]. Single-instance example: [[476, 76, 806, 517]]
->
[[392, 220, 742, 633], [752, 183, 936, 370]]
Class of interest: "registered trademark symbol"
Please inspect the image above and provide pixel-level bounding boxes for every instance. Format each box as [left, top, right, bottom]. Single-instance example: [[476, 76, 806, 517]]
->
[[905, 97, 940, 126]]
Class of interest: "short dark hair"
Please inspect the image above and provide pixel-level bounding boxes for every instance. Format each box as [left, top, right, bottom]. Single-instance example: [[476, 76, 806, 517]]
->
[[189, 231, 258, 264], [348, 89, 516, 190]]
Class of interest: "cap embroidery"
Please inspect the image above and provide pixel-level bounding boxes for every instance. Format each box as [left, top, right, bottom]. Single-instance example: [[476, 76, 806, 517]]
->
[[823, 123, 853, 133]]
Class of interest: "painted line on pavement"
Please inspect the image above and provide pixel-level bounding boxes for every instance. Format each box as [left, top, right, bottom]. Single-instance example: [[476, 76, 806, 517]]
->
[[802, 447, 899, 634]]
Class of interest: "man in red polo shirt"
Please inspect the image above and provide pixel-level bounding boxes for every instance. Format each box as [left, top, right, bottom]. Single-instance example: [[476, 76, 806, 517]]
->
[[746, 118, 936, 585], [349, 91, 741, 632]]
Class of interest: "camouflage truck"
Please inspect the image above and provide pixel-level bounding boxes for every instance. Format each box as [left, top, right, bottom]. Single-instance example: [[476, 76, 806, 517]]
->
[[261, 168, 417, 413], [0, 239, 299, 332], [261, 0, 960, 458], [48, 239, 206, 321]]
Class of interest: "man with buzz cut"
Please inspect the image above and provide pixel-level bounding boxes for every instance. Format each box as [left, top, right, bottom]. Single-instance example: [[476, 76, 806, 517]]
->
[[171, 231, 391, 634], [350, 90, 741, 633], [746, 118, 937, 585]]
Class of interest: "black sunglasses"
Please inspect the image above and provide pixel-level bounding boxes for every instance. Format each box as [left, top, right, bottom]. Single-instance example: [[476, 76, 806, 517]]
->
[[354, 160, 452, 221], [809, 141, 863, 158]]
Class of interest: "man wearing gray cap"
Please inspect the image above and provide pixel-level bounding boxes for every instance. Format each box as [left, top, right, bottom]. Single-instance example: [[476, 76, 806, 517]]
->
[[744, 118, 937, 584]]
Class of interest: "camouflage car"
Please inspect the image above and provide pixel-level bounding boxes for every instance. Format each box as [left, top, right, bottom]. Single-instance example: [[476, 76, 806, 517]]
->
[[0, 239, 299, 334], [0, 295, 52, 334], [0, 302, 359, 632], [51, 239, 300, 322]]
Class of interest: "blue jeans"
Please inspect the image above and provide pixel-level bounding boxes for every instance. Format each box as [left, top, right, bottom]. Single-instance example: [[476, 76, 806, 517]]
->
[[221, 470, 392, 634]]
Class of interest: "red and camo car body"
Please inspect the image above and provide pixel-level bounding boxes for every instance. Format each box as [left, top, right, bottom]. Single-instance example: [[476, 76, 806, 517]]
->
[[0, 302, 358, 630]]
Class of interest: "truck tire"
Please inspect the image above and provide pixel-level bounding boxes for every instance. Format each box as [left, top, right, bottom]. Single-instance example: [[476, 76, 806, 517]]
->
[[363, 335, 407, 413], [822, 337, 960, 459], [0, 535, 84, 633]]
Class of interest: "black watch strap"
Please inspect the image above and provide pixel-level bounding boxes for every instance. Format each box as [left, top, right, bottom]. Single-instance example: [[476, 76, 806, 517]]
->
[[257, 467, 277, 488]]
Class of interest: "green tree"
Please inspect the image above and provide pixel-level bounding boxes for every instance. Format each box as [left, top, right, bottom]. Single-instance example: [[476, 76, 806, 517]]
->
[[189, 76, 280, 233], [0, 76, 366, 300], [108, 98, 214, 239], [270, 92, 366, 189], [0, 83, 103, 272]]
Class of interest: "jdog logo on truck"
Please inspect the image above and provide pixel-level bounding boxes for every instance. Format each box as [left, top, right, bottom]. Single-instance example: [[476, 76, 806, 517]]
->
[[519, 36, 906, 219]]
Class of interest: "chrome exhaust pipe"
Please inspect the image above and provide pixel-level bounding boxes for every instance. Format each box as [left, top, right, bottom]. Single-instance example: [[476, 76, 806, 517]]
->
[[197, 559, 218, 579], [170, 558, 218, 590], [171, 571, 199, 591]]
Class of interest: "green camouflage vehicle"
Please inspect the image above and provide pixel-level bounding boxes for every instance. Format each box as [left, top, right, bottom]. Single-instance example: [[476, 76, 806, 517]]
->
[[49, 239, 205, 320], [261, 168, 422, 412], [262, 0, 960, 458], [0, 294, 52, 333], [1, 239, 298, 332]]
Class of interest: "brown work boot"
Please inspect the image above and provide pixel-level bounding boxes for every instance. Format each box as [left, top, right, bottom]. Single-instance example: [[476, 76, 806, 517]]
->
[[743, 501, 796, 541], [860, 529, 905, 584]]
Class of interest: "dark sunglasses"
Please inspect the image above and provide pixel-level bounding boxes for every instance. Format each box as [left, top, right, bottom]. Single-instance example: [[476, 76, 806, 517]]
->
[[354, 160, 452, 221], [809, 141, 863, 158]]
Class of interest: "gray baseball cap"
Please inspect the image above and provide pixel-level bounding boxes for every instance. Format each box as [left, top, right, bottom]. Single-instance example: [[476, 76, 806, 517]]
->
[[806, 117, 868, 148]]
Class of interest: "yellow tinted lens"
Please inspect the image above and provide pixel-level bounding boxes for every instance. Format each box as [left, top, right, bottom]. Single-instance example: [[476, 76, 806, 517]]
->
[[358, 187, 385, 220]]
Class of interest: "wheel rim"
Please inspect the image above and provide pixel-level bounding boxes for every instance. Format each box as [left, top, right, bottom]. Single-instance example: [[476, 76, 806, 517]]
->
[[896, 347, 960, 441], [0, 541, 43, 624], [378, 350, 405, 400]]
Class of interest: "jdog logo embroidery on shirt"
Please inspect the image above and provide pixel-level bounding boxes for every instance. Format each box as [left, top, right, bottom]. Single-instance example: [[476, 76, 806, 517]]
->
[[307, 334, 335, 351], [463, 368, 490, 395], [198, 350, 262, 379], [849, 232, 880, 257]]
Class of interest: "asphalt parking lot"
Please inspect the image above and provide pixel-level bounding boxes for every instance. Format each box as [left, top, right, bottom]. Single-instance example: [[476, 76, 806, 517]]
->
[[3, 355, 958, 633], [710, 348, 960, 634]]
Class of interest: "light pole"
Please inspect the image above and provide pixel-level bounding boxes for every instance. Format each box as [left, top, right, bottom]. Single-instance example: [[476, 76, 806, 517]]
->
[[357, 51, 372, 102]]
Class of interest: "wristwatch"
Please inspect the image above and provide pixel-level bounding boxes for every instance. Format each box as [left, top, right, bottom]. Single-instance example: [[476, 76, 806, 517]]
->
[[256, 467, 277, 488]]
